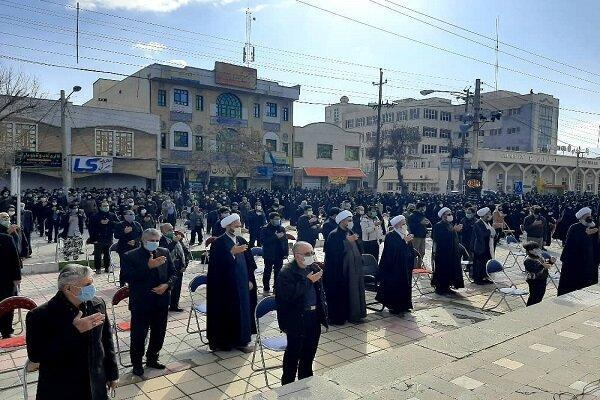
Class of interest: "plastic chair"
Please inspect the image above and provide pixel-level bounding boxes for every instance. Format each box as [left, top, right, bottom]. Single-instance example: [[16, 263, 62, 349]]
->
[[481, 259, 528, 311], [412, 248, 434, 295], [503, 235, 526, 273], [362, 253, 384, 311], [186, 275, 208, 344], [250, 296, 287, 388], [0, 296, 37, 391], [111, 286, 132, 368]]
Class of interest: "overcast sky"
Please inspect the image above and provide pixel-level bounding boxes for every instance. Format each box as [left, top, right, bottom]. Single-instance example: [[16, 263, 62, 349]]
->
[[2, 0, 600, 151]]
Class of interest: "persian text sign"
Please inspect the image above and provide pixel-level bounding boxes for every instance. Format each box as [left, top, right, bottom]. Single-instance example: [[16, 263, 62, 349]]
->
[[214, 62, 257, 90]]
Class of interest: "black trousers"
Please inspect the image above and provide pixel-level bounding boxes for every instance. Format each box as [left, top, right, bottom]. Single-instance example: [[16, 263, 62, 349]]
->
[[0, 286, 17, 338], [262, 258, 283, 291], [130, 302, 169, 367], [46, 223, 59, 242], [94, 242, 111, 271], [249, 232, 261, 249], [282, 311, 321, 385], [526, 279, 547, 306], [170, 274, 183, 309], [189, 229, 203, 245]]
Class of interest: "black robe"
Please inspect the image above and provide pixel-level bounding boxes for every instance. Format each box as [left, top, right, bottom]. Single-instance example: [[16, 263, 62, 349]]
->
[[207, 234, 257, 350], [375, 231, 414, 312], [471, 219, 493, 283], [432, 221, 464, 291], [557, 222, 599, 296]]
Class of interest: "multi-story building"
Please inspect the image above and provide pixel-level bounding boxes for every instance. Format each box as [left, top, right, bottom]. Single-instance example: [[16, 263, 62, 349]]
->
[[292, 122, 365, 191], [325, 90, 559, 193], [85, 62, 300, 190], [0, 97, 160, 189]]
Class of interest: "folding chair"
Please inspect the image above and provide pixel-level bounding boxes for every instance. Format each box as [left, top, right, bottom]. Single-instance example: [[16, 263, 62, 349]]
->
[[250, 296, 287, 389], [186, 274, 208, 344], [362, 253, 384, 312], [111, 286, 132, 368], [412, 248, 434, 295], [458, 244, 473, 283], [22, 359, 38, 400], [285, 233, 296, 253], [503, 235, 526, 273], [481, 259, 528, 311], [202, 236, 217, 265], [541, 250, 561, 290], [107, 243, 119, 285], [251, 247, 264, 275], [0, 296, 37, 390]]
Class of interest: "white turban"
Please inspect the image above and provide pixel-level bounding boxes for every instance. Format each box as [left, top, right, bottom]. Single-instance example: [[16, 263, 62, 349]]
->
[[576, 207, 592, 220], [390, 215, 406, 227], [437, 207, 451, 218], [220, 213, 240, 228], [335, 210, 353, 224], [477, 207, 490, 217]]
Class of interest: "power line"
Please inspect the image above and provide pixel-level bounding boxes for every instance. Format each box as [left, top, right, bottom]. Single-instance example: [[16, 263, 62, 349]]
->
[[296, 0, 600, 94]]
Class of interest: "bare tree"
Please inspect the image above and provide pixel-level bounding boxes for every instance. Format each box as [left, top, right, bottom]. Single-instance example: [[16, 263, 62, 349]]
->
[[368, 125, 421, 194], [190, 128, 265, 190]]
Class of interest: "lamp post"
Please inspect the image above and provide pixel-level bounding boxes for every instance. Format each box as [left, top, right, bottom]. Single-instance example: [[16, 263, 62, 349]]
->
[[61, 85, 81, 191]]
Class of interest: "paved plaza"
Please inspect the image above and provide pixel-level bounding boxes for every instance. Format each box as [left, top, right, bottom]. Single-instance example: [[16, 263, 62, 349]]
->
[[0, 229, 564, 400]]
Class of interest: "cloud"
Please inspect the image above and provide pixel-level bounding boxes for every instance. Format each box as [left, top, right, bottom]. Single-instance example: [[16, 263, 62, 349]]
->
[[132, 41, 167, 55], [75, 0, 243, 13], [168, 59, 189, 67]]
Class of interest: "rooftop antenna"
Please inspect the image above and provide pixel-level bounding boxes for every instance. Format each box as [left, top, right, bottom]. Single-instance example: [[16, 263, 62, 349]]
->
[[76, 2, 79, 63], [243, 3, 256, 67], [494, 16, 499, 91]]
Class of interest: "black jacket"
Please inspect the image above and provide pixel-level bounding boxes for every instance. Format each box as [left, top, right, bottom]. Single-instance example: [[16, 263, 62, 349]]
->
[[275, 260, 328, 334], [0, 233, 21, 292], [89, 211, 118, 243], [113, 220, 143, 254], [259, 223, 289, 260], [26, 292, 119, 400], [407, 211, 427, 238]]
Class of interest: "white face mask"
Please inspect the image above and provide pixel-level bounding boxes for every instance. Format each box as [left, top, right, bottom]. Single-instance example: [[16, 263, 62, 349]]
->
[[347, 221, 354, 230], [446, 215, 454, 223], [307, 211, 313, 216], [303, 255, 315, 266], [234, 227, 242, 237]]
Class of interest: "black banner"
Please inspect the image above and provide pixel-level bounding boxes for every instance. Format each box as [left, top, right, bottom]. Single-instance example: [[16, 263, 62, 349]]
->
[[15, 151, 62, 168], [465, 168, 483, 198]]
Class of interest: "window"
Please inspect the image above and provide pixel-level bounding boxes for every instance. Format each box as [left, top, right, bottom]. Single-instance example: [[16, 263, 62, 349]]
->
[[508, 107, 521, 116], [345, 146, 359, 161], [253, 103, 260, 118], [506, 146, 520, 151], [478, 130, 485, 136], [95, 129, 133, 157], [293, 141, 303, 158], [366, 116, 375, 126], [194, 135, 204, 151], [424, 108, 438, 120], [439, 129, 451, 139], [397, 110, 408, 121], [507, 127, 521, 134], [439, 146, 449, 153], [216, 93, 242, 119], [157, 89, 167, 107], [266, 102, 278, 117], [421, 144, 437, 154], [440, 111, 451, 121], [161, 132, 167, 149], [422, 127, 437, 138], [490, 128, 502, 136], [386, 182, 394, 191], [317, 144, 333, 159], [283, 107, 289, 121], [195, 95, 204, 111], [1, 122, 37, 151], [265, 139, 277, 151], [282, 142, 289, 156], [333, 108, 340, 123], [382, 112, 394, 123], [173, 131, 189, 148], [173, 89, 189, 106], [345, 119, 354, 129], [409, 108, 420, 119], [356, 117, 365, 127]]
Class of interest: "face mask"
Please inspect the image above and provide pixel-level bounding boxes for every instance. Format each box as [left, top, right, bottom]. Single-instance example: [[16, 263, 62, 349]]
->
[[52, 202, 57, 206], [358, 210, 364, 215], [140, 210, 147, 216], [347, 221, 354, 230], [0, 220, 10, 228], [303, 255, 315, 266], [124, 214, 135, 223], [466, 213, 474, 219], [71, 208, 78, 214], [234, 227, 242, 236], [76, 284, 96, 303], [446, 215, 454, 223], [256, 206, 262, 211], [271, 219, 281, 226], [144, 241, 159, 252], [307, 211, 313, 216], [165, 232, 174, 239], [100, 206, 109, 212], [8, 211, 15, 216]]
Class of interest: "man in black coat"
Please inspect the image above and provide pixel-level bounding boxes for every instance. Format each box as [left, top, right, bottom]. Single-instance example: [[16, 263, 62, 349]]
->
[[297, 205, 320, 247], [276, 241, 328, 385], [431, 207, 464, 295], [211, 207, 231, 237], [114, 209, 143, 286], [246, 204, 266, 248], [321, 207, 340, 247], [207, 214, 258, 351], [0, 232, 21, 338], [159, 223, 191, 312], [89, 201, 119, 274], [259, 212, 289, 292], [121, 228, 176, 377], [26, 264, 118, 400]]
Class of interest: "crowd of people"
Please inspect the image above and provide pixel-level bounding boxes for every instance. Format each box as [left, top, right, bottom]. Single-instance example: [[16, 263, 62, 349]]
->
[[0, 185, 597, 398]]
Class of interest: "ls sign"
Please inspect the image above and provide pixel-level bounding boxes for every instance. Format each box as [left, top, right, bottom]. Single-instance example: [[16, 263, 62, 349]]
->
[[71, 156, 113, 174]]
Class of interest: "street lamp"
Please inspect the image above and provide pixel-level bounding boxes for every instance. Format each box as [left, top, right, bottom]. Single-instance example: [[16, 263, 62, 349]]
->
[[61, 85, 81, 191]]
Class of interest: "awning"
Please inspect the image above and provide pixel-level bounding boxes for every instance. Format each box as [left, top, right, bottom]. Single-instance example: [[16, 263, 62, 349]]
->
[[303, 167, 366, 178]]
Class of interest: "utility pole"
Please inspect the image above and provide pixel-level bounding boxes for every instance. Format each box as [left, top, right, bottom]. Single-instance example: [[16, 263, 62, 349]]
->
[[458, 89, 471, 193], [61, 90, 72, 190], [574, 146, 586, 193], [471, 79, 482, 170], [372, 68, 387, 193], [447, 134, 453, 193]]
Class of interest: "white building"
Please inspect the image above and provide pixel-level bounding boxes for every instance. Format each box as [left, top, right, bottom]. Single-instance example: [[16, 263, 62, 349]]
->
[[292, 122, 365, 191]]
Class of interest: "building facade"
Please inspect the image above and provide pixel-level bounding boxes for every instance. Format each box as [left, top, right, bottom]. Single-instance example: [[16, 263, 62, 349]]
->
[[292, 122, 365, 191], [0, 98, 160, 189], [85, 62, 300, 190], [325, 91, 559, 193]]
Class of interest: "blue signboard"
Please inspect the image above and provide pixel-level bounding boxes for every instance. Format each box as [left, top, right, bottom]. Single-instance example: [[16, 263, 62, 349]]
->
[[514, 181, 523, 195]]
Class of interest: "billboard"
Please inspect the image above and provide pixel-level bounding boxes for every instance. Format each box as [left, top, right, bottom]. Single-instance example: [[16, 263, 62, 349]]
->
[[71, 156, 113, 174], [214, 61, 257, 89], [15, 151, 62, 168], [465, 168, 483, 197]]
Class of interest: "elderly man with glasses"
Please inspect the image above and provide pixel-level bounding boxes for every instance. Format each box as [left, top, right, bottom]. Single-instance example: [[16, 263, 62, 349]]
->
[[26, 264, 118, 400], [275, 241, 328, 385]]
